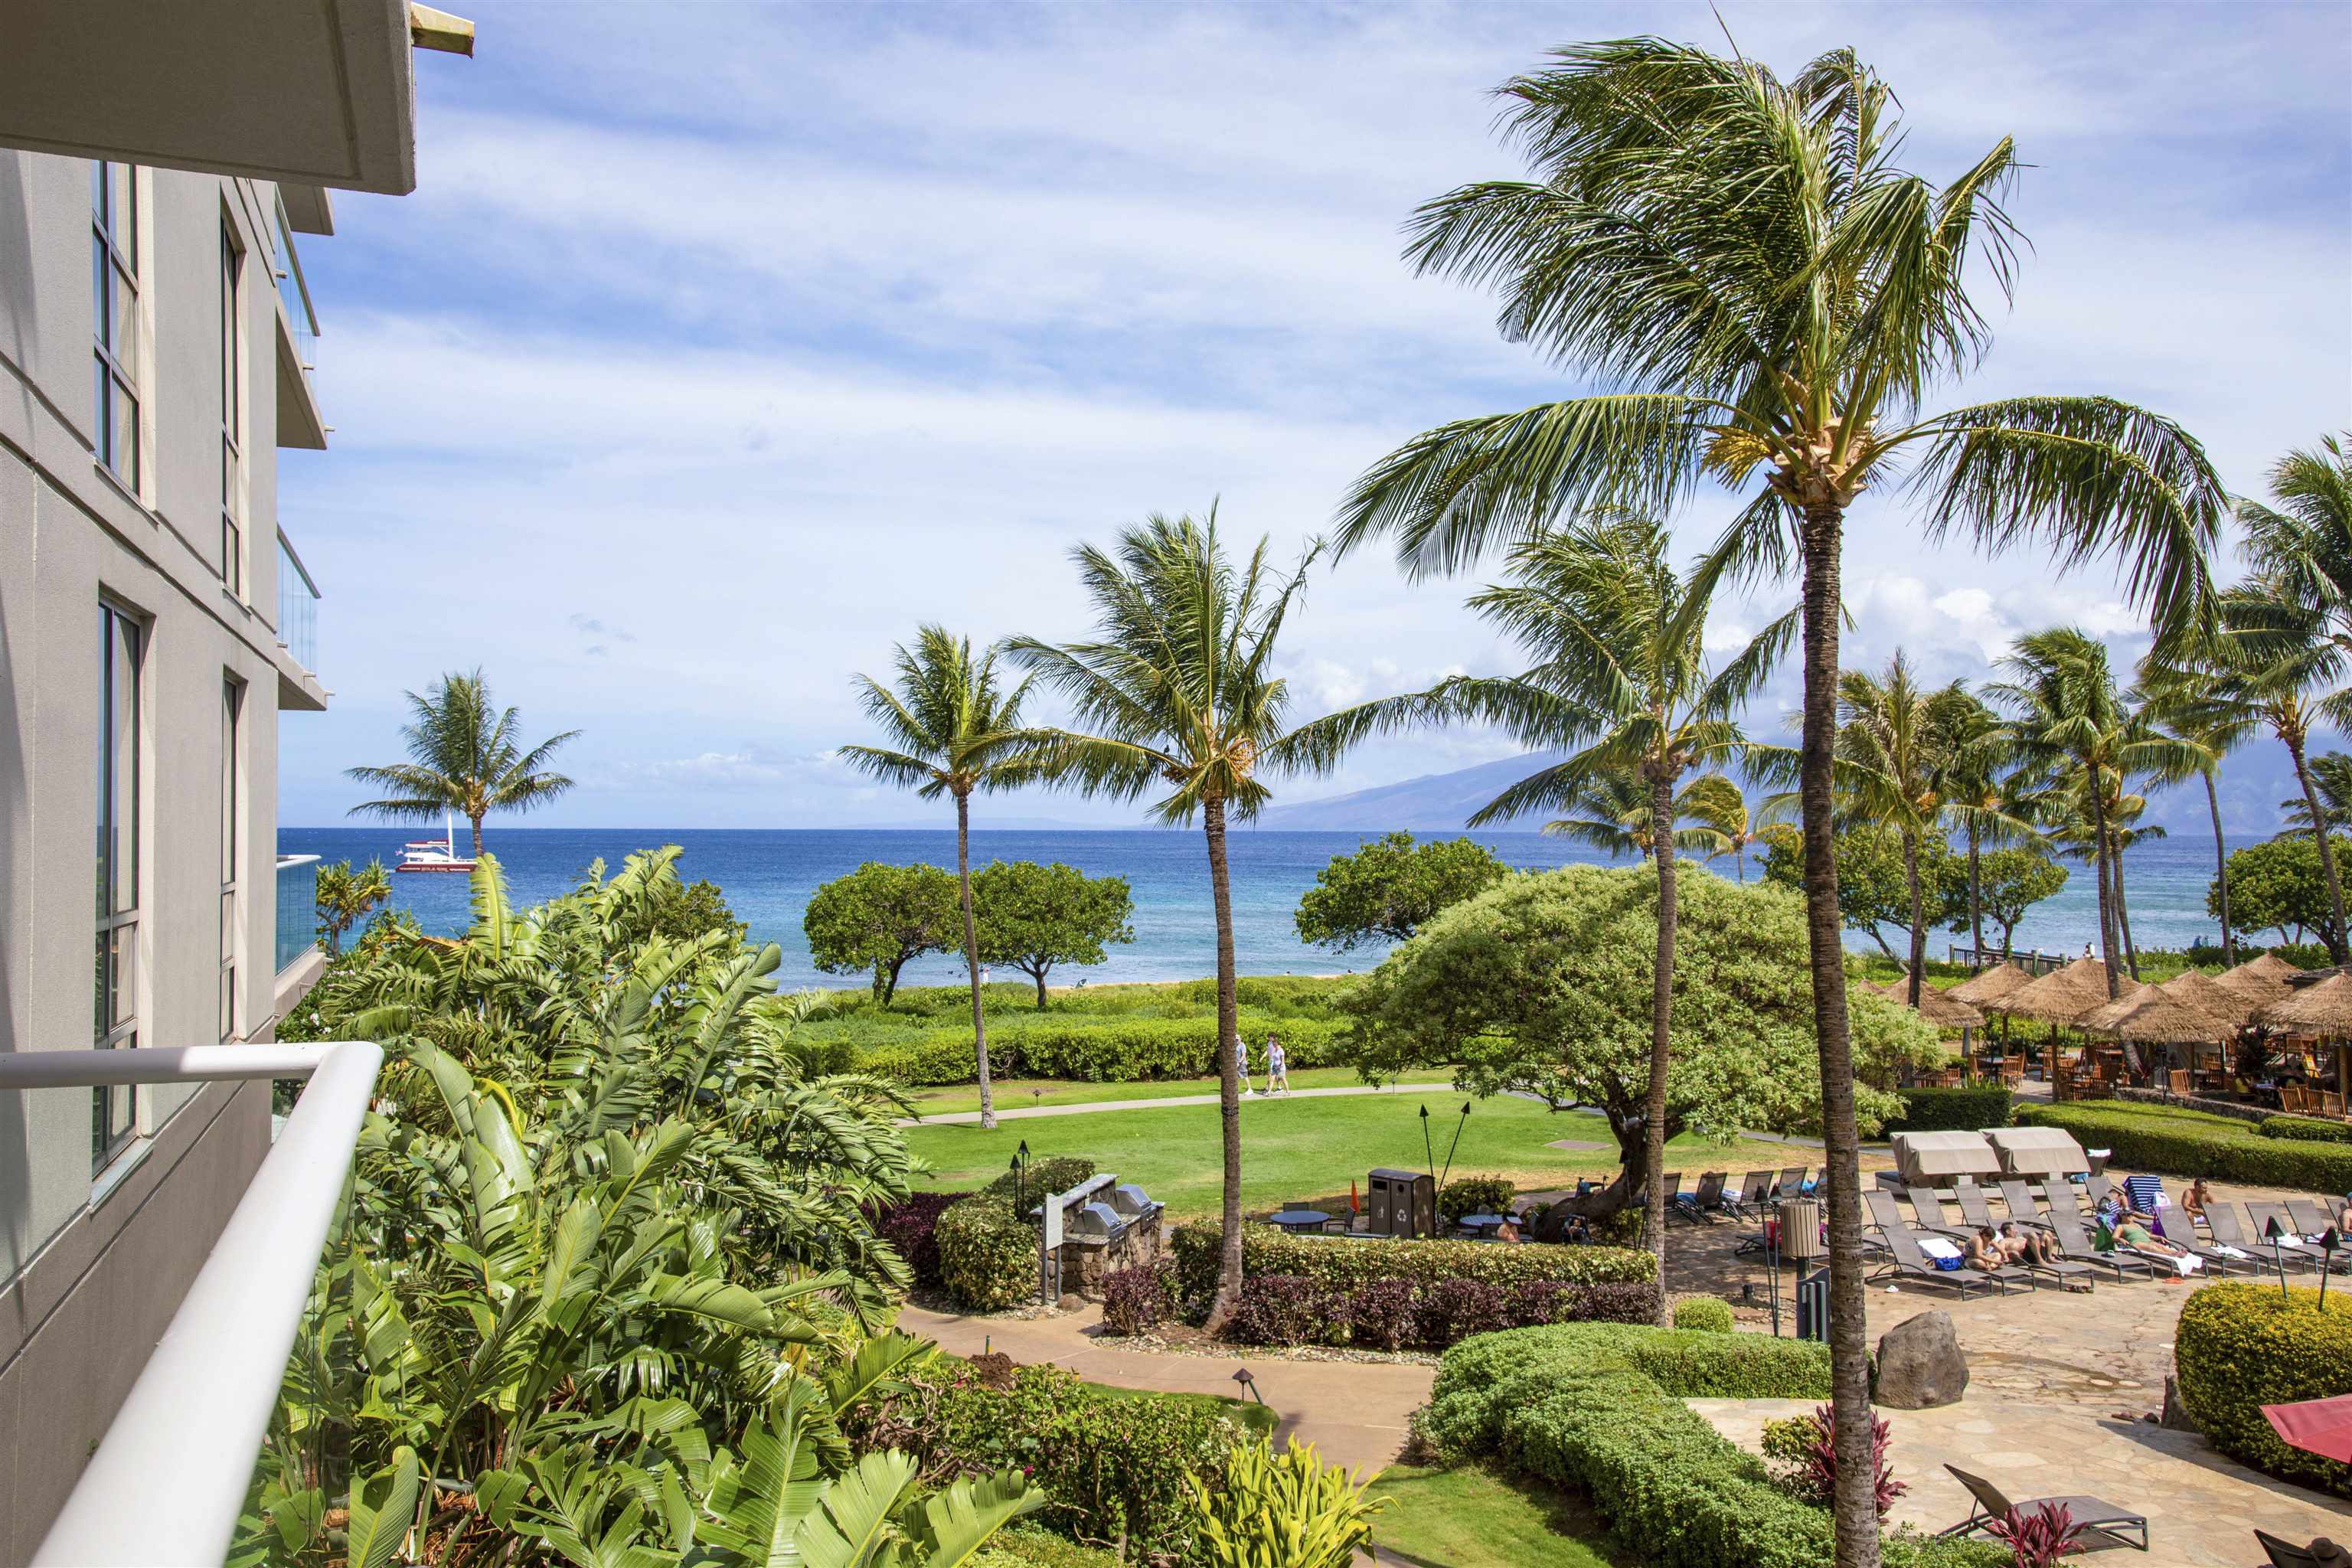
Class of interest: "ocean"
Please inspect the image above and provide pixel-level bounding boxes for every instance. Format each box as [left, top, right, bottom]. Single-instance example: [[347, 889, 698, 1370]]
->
[[276, 825, 2250, 992]]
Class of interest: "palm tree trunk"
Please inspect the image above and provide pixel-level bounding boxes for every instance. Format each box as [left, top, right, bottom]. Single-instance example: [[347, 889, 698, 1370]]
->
[[1901, 828, 1926, 1005], [1201, 795, 1246, 1334], [2088, 780, 2121, 999], [469, 813, 485, 858], [1967, 820, 1984, 965], [957, 790, 996, 1132], [1643, 769, 1677, 1325], [2206, 769, 2234, 965], [2112, 828, 2141, 982], [2289, 735, 2351, 966], [1797, 503, 1880, 1568]]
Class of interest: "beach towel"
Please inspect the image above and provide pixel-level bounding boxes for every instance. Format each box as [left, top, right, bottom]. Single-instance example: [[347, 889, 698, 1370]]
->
[[1916, 1236, 1962, 1263]]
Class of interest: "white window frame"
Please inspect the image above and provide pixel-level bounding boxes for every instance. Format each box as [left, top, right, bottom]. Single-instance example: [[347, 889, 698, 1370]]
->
[[90, 162, 145, 493], [220, 215, 247, 598], [95, 598, 147, 1174], [219, 677, 243, 1043]]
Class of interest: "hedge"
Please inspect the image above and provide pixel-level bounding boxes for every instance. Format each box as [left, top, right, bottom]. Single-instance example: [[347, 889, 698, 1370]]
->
[[2175, 1282, 2352, 1498], [934, 1197, 1037, 1311], [1224, 1272, 1657, 1351], [1672, 1296, 1735, 1334], [2262, 1115, 2352, 1145], [972, 1527, 1122, 1568], [1169, 1220, 1655, 1304], [2016, 1101, 2352, 1193], [1881, 1085, 2012, 1134], [855, 1015, 1353, 1086], [1417, 1325, 2003, 1568]]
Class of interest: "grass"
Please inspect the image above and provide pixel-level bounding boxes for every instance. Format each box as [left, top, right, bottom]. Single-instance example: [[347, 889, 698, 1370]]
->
[[906, 1065, 1456, 1118], [1090, 1380, 1279, 1439], [903, 1092, 1817, 1218], [1367, 1462, 1625, 1568]]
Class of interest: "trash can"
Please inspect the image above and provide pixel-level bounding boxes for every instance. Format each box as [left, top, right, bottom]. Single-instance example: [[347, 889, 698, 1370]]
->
[[1780, 1197, 1824, 1260]]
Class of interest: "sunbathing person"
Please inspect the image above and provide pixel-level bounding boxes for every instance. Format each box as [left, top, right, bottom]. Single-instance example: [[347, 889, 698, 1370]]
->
[[2114, 1216, 2195, 1266], [2181, 1178, 2213, 1222], [1995, 1220, 2060, 1266], [1964, 1227, 2007, 1273]]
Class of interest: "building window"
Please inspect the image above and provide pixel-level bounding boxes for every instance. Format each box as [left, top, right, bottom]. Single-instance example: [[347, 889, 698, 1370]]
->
[[90, 162, 141, 489], [95, 602, 144, 1172], [220, 678, 243, 1042], [220, 221, 245, 596]]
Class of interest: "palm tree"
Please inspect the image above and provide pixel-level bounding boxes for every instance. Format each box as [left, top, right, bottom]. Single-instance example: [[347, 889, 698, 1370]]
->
[[1305, 513, 1792, 1307], [346, 668, 579, 855], [1677, 773, 1762, 882], [840, 627, 1039, 1131], [2237, 433, 2352, 655], [1008, 511, 1361, 1329], [1547, 766, 1745, 864], [1832, 655, 1971, 1005], [1936, 694, 2037, 964], [2280, 753, 2352, 835], [2138, 654, 2256, 964], [1330, 44, 2226, 1557]]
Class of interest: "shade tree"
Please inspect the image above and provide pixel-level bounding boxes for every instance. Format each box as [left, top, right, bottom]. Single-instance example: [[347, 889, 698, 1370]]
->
[[1294, 831, 1509, 952], [972, 858, 1135, 1008], [802, 861, 963, 1004]]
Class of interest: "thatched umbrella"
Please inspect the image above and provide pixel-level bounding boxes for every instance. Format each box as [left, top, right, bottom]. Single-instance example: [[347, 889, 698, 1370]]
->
[[2223, 952, 2305, 1008], [2157, 969, 2259, 1030], [2079, 990, 2234, 1044], [1988, 955, 2141, 1025], [1877, 970, 1986, 1029], [1950, 960, 2034, 1008], [2261, 973, 2352, 1038]]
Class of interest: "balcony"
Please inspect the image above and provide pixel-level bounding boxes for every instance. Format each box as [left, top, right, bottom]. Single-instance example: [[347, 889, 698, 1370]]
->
[[272, 206, 327, 449], [275, 855, 319, 975], [274, 531, 325, 710]]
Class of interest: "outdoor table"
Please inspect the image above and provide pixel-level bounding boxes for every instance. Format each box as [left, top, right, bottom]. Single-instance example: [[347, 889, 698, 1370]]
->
[[1269, 1210, 1331, 1233]]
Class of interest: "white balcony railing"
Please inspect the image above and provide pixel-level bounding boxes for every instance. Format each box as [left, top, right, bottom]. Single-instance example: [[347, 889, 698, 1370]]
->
[[0, 1041, 383, 1567]]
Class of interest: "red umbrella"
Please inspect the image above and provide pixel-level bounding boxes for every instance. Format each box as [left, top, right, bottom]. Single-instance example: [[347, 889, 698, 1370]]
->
[[2262, 1394, 2352, 1464]]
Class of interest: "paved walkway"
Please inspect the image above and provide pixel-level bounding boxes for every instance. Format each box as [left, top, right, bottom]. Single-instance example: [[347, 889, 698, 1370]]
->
[[906, 1082, 1434, 1126], [897, 1303, 1432, 1477]]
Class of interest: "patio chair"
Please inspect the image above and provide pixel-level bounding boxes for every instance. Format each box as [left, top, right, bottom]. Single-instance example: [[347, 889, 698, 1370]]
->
[[2207, 1203, 2317, 1272], [2286, 1198, 2341, 1240], [1724, 1168, 1775, 1218], [1936, 1466, 2148, 1552], [1673, 1170, 1729, 1223], [1953, 1183, 2001, 1233], [1774, 1165, 1810, 1198], [1862, 1197, 2024, 1298], [2042, 1205, 2162, 1282], [2246, 1201, 2327, 1263], [1907, 1190, 1979, 1243], [2256, 1528, 2352, 1567], [1997, 1179, 2058, 1235]]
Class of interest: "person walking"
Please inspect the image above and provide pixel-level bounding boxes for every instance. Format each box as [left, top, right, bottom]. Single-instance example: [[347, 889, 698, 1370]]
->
[[1266, 1034, 1290, 1096], [1234, 1032, 1254, 1096]]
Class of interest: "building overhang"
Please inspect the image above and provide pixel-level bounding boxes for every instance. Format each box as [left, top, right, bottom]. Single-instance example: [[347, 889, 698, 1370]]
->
[[0, 0, 468, 197]]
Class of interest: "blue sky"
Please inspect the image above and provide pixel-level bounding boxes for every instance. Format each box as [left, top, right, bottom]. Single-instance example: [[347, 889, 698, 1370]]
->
[[278, 1, 2352, 834]]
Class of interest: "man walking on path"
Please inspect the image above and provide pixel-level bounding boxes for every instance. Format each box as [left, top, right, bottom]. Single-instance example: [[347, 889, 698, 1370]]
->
[[1235, 1033, 1254, 1096], [1266, 1034, 1290, 1096]]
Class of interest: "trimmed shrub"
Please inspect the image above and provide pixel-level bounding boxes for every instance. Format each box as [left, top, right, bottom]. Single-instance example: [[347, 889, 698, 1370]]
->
[[2262, 1114, 2352, 1145], [1419, 1324, 2001, 1568], [1673, 1296, 1736, 1334], [875, 1191, 965, 1289], [2174, 1282, 2352, 1498], [934, 1197, 1037, 1311], [858, 1015, 1354, 1086], [2017, 1101, 2352, 1192], [1437, 1175, 1517, 1225], [1415, 1278, 1514, 1345], [1229, 1275, 1341, 1347], [1100, 1264, 1170, 1337], [980, 1527, 1122, 1568], [1883, 1084, 2012, 1134], [1170, 1220, 1654, 1302], [1347, 1277, 1417, 1351], [985, 1155, 1098, 1204]]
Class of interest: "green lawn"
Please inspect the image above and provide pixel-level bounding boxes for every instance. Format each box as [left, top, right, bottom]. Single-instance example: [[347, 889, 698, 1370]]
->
[[906, 1066, 1456, 1119], [903, 1091, 1806, 1218], [1368, 1462, 1625, 1568], [1092, 1380, 1279, 1439]]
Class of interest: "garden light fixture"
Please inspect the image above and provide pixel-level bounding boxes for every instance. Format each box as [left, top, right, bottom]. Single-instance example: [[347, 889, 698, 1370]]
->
[[2266, 1212, 2291, 1298], [2324, 1227, 2343, 1308], [1230, 1367, 1264, 1405]]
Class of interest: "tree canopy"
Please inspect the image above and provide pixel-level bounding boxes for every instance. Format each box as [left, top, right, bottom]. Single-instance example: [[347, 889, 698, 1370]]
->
[[1293, 831, 1509, 952], [1340, 864, 1929, 1214], [2213, 834, 2351, 950], [972, 859, 1135, 1007], [1759, 822, 1963, 959], [344, 667, 580, 854], [802, 861, 962, 1002], [1962, 846, 2069, 956]]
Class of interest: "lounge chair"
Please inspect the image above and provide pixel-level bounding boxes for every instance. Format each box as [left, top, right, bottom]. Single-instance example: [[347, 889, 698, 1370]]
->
[[2286, 1198, 2344, 1241], [1936, 1465, 2148, 1552], [2043, 1205, 2161, 1282], [2246, 1201, 2324, 1261], [2208, 1203, 2318, 1272], [2151, 1210, 2247, 1277], [1725, 1168, 1775, 1218], [2257, 1527, 2352, 1566], [1998, 1178, 2057, 1235], [1674, 1170, 1730, 1223], [1775, 1165, 1810, 1198], [1908, 1190, 1979, 1243], [1953, 1183, 2001, 1233], [1862, 1191, 2026, 1297], [1964, 1184, 2096, 1287]]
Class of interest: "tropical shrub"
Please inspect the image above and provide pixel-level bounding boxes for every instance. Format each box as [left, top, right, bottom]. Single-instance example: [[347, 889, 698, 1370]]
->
[[1170, 1221, 1654, 1299], [2262, 1114, 2352, 1145], [977, 1526, 1125, 1568], [1883, 1085, 2013, 1134], [936, 1197, 1040, 1311], [236, 850, 1043, 1567], [1416, 1324, 2001, 1568], [1760, 1403, 1907, 1517], [860, 1016, 1355, 1086], [1987, 1504, 2081, 1568], [1671, 1296, 1736, 1334], [988, 1155, 1098, 1201], [2174, 1282, 2352, 1497], [1100, 1264, 1171, 1336], [1436, 1174, 1517, 1224], [2017, 1101, 2352, 1191], [1347, 1277, 1419, 1351], [1229, 1275, 1342, 1346], [877, 1191, 967, 1289], [854, 1358, 1246, 1563], [1187, 1436, 1387, 1568]]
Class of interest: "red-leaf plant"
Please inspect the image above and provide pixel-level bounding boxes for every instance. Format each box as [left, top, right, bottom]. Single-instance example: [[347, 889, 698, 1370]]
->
[[1798, 1402, 1908, 1518], [1987, 1501, 2082, 1565]]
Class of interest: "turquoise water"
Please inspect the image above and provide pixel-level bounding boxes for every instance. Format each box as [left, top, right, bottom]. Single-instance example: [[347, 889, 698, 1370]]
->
[[277, 825, 2249, 991]]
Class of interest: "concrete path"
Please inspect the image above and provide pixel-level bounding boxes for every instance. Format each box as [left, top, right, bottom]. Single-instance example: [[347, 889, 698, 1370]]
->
[[898, 1302, 1432, 1477], [906, 1082, 1439, 1126]]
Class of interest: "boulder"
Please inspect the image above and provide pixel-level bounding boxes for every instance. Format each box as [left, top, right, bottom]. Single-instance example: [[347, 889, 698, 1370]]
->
[[2161, 1374, 2200, 1432], [1874, 1311, 1968, 1409]]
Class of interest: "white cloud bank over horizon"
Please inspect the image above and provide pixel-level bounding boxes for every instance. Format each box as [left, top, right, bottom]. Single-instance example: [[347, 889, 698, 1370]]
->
[[278, 0, 2350, 833]]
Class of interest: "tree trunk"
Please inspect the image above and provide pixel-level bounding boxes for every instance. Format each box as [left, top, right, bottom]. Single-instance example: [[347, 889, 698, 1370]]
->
[[2088, 779, 2121, 999], [2112, 828, 2141, 982], [957, 791, 995, 1131], [2206, 769, 2234, 965], [1643, 768, 1678, 1324], [1796, 502, 1880, 1568], [1901, 828, 1926, 1005], [469, 813, 485, 857], [1967, 820, 1984, 965], [2290, 736, 2351, 966], [1031, 965, 1050, 1010], [1735, 843, 1746, 883], [1200, 796, 1247, 1334]]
